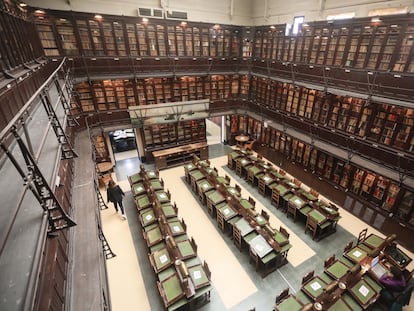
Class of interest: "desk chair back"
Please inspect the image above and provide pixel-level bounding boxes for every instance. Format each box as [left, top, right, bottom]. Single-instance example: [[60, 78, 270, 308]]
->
[[324, 254, 336, 268], [305, 215, 318, 239], [302, 270, 314, 285], [275, 287, 289, 303], [279, 226, 290, 239], [244, 140, 255, 151], [343, 240, 353, 253], [248, 196, 256, 207], [357, 228, 368, 245]]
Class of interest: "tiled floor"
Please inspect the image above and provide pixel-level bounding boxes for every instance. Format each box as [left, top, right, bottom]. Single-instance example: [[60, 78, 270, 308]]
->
[[100, 121, 414, 311]]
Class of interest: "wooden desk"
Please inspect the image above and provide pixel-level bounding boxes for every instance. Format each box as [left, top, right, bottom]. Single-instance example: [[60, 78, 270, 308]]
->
[[135, 194, 151, 211], [347, 278, 379, 309], [328, 298, 353, 310], [153, 142, 208, 170], [227, 150, 242, 169], [167, 220, 186, 236], [196, 179, 214, 204], [247, 165, 264, 185], [176, 239, 197, 260], [249, 234, 274, 258], [150, 247, 172, 273], [384, 244, 412, 270], [150, 179, 164, 191], [259, 174, 277, 196], [160, 203, 178, 219], [155, 190, 170, 204], [97, 161, 113, 174], [157, 273, 185, 308], [235, 134, 250, 145], [128, 172, 143, 186], [274, 295, 304, 311], [287, 195, 307, 221], [302, 276, 327, 300], [131, 183, 146, 197], [362, 233, 384, 250], [344, 246, 369, 264], [325, 260, 350, 280], [184, 162, 198, 183], [140, 208, 157, 227]]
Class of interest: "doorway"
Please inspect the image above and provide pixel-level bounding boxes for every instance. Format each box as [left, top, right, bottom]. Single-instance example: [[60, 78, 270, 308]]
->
[[108, 129, 139, 161], [206, 117, 222, 145]]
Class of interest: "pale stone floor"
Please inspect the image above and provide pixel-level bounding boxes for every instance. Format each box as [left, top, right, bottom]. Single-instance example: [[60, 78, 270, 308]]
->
[[100, 120, 414, 311]]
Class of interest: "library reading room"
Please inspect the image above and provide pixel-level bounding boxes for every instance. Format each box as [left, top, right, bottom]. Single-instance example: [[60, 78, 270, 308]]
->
[[1, 0, 414, 310]]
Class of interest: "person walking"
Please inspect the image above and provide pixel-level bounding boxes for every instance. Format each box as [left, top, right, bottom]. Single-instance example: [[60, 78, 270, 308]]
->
[[107, 180, 126, 220]]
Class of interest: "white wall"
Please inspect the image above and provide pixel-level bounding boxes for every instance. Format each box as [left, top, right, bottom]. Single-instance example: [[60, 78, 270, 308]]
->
[[25, 0, 253, 25], [25, 0, 414, 26], [251, 0, 414, 26]]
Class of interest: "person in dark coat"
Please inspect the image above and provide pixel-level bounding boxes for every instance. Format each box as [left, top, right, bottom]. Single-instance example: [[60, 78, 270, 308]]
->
[[379, 265, 407, 305], [107, 180, 126, 219]]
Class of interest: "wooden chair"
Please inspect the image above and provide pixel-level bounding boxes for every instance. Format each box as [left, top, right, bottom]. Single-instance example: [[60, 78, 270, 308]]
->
[[227, 153, 234, 169], [249, 246, 260, 271], [302, 270, 314, 285], [279, 169, 286, 176], [244, 140, 255, 151], [247, 167, 256, 184], [190, 237, 198, 253], [166, 189, 171, 200], [271, 188, 280, 208], [309, 188, 319, 198], [217, 208, 225, 232], [357, 228, 368, 245], [293, 178, 302, 187], [305, 215, 318, 240], [320, 199, 330, 207], [343, 240, 354, 253], [181, 218, 187, 231], [235, 184, 242, 194], [248, 196, 256, 207], [324, 254, 336, 268], [225, 174, 231, 184], [206, 197, 215, 217], [233, 226, 242, 251], [258, 178, 266, 196], [275, 287, 289, 304], [197, 183, 204, 202], [261, 209, 270, 222], [257, 153, 263, 160], [286, 201, 297, 221], [279, 226, 290, 239], [236, 159, 243, 177], [204, 260, 212, 281], [345, 263, 362, 284]]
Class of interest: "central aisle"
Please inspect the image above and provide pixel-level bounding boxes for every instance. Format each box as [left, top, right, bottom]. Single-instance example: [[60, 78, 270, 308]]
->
[[160, 164, 258, 309]]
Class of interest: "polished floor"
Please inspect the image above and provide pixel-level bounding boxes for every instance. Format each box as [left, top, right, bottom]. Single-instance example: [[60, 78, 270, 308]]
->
[[99, 120, 414, 311]]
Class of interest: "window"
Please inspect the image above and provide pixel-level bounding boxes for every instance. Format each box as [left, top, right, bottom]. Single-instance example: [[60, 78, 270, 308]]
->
[[292, 16, 304, 35]]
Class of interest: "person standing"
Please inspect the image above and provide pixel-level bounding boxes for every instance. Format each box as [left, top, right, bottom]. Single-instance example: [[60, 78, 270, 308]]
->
[[107, 180, 126, 220]]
